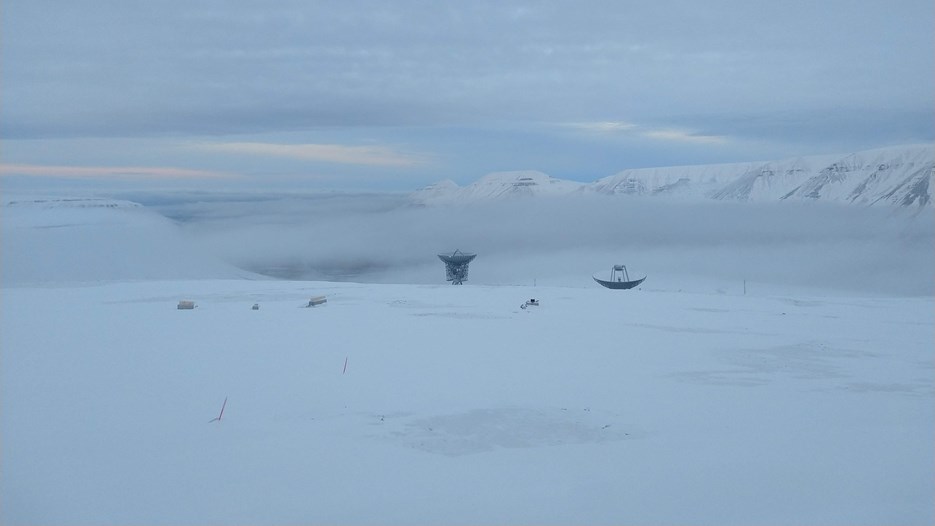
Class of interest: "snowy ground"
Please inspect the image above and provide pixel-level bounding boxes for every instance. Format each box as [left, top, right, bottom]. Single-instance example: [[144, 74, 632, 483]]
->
[[2, 278, 932, 525], [1, 194, 932, 524]]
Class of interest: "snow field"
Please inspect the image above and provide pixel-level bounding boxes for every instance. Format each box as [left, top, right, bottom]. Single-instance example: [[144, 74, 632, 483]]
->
[[2, 279, 932, 524]]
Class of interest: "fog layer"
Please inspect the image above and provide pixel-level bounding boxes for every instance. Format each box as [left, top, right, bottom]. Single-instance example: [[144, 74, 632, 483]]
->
[[151, 193, 933, 296]]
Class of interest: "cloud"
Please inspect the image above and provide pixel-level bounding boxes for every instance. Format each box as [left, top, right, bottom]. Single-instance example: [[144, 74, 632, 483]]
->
[[1, 1, 931, 181], [194, 142, 430, 167], [0, 163, 236, 179], [562, 121, 728, 145], [565, 121, 639, 134], [641, 129, 727, 144]]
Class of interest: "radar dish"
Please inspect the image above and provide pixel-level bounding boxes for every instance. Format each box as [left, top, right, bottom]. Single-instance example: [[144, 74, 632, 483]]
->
[[438, 249, 477, 284], [593, 264, 646, 290]]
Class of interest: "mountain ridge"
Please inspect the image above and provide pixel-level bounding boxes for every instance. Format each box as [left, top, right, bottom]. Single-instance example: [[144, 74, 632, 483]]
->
[[411, 144, 933, 207]]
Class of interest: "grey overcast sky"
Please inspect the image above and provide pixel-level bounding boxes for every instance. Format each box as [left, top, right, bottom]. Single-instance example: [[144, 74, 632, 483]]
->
[[1, 0, 932, 190]]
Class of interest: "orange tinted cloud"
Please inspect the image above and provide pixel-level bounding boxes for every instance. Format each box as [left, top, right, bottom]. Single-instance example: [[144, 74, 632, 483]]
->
[[641, 129, 727, 144], [0, 163, 236, 179], [197, 142, 428, 167]]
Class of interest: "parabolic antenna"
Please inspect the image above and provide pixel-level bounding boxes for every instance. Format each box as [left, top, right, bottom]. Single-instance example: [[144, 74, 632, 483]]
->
[[438, 249, 477, 285], [593, 264, 646, 290]]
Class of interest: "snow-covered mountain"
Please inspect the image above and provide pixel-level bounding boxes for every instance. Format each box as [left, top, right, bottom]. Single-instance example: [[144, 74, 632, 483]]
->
[[590, 161, 763, 200], [411, 170, 584, 205], [776, 146, 932, 207], [412, 145, 934, 207]]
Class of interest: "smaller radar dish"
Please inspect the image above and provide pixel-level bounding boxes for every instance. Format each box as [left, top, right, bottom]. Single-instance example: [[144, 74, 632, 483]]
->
[[592, 264, 646, 289]]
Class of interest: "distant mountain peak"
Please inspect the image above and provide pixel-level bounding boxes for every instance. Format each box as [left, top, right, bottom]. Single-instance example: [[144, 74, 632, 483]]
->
[[4, 197, 142, 209], [411, 144, 934, 208], [411, 170, 584, 205]]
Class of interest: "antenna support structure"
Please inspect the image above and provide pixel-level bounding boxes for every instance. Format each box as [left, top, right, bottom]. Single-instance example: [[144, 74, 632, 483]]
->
[[437, 250, 477, 285]]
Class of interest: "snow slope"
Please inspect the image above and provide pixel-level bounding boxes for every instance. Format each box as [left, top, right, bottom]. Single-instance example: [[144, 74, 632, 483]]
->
[[412, 145, 934, 207], [776, 146, 933, 206], [591, 160, 762, 200], [1, 196, 258, 285], [1, 279, 931, 525]]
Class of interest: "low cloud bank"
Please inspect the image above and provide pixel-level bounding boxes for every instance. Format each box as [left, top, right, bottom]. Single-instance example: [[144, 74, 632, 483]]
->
[[150, 193, 933, 296]]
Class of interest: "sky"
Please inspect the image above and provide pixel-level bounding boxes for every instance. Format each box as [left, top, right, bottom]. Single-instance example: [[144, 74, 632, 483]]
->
[[1, 0, 933, 192]]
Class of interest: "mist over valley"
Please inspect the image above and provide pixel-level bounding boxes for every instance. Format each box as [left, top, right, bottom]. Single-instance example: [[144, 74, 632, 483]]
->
[[123, 190, 934, 296]]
